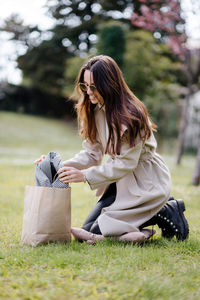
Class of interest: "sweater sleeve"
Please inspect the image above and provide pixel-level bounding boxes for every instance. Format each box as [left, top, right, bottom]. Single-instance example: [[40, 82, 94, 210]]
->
[[63, 139, 104, 170], [82, 134, 144, 190]]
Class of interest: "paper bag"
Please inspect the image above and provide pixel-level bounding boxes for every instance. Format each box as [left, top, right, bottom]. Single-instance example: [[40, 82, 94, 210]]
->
[[21, 185, 71, 246]]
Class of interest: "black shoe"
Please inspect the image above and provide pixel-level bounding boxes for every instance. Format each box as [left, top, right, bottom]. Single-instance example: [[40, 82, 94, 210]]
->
[[140, 197, 189, 240], [157, 199, 189, 240], [139, 197, 174, 232], [159, 196, 174, 238]]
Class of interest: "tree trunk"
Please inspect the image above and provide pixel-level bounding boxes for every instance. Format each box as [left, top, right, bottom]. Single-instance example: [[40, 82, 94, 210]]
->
[[191, 49, 200, 185], [176, 93, 190, 164], [176, 51, 193, 165], [191, 144, 200, 185]]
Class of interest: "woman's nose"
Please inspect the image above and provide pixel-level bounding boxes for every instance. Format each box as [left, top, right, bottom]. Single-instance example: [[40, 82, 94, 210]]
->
[[87, 87, 93, 95]]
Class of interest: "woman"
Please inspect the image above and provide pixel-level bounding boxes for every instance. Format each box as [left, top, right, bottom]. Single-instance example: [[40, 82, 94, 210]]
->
[[35, 55, 189, 243]]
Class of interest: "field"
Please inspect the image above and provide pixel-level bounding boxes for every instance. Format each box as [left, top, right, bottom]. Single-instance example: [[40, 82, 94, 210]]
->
[[0, 111, 200, 300]]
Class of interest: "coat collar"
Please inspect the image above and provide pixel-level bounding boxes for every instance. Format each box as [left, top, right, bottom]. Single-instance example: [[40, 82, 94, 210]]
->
[[94, 104, 128, 150]]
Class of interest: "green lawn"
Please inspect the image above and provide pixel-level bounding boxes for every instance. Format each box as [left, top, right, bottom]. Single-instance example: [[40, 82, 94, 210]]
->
[[0, 111, 200, 300]]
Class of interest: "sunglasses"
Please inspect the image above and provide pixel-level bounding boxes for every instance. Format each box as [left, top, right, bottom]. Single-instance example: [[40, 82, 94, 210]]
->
[[79, 82, 97, 93]]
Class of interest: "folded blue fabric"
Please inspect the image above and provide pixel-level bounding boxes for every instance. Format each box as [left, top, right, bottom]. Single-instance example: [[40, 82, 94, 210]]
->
[[35, 152, 68, 188]]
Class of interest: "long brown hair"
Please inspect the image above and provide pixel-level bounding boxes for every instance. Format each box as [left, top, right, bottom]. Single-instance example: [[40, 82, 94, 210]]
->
[[75, 55, 156, 155]]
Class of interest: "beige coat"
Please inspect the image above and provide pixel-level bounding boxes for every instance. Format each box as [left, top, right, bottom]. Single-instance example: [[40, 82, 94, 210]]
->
[[66, 105, 171, 236]]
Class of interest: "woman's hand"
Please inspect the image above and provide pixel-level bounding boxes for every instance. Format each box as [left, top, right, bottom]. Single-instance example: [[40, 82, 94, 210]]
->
[[58, 166, 86, 183], [34, 155, 46, 164]]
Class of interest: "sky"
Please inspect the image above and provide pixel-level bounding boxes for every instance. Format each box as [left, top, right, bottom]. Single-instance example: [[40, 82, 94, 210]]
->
[[0, 0, 199, 84], [0, 0, 53, 30], [0, 0, 53, 84]]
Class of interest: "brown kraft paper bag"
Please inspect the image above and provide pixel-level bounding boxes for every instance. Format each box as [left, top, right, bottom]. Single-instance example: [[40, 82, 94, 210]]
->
[[21, 185, 71, 246]]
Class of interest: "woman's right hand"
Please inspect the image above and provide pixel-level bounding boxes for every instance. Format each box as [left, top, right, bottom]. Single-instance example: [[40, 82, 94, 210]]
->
[[34, 155, 46, 164]]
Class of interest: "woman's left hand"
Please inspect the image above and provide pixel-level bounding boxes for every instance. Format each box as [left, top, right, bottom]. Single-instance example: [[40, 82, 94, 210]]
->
[[58, 166, 85, 183]]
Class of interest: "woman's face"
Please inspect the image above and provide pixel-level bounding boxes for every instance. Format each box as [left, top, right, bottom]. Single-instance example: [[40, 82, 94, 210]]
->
[[83, 70, 104, 105]]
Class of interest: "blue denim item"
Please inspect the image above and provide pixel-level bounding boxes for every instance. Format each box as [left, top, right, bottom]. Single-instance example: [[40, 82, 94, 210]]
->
[[35, 152, 68, 188]]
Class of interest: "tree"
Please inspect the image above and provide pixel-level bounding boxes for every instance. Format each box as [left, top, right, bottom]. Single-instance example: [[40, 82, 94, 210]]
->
[[45, 0, 135, 57], [123, 29, 181, 138], [131, 0, 200, 167], [18, 38, 72, 95], [0, 14, 69, 96], [0, 13, 41, 48], [42, 0, 137, 95], [131, 0, 187, 59], [63, 56, 85, 96], [192, 146, 200, 185], [0, 1, 137, 96], [96, 22, 125, 68]]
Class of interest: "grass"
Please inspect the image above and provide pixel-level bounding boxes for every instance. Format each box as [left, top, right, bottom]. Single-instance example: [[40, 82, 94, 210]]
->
[[0, 111, 200, 300]]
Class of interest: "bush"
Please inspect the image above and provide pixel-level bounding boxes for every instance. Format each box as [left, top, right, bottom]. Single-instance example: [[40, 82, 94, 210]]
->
[[0, 84, 76, 119]]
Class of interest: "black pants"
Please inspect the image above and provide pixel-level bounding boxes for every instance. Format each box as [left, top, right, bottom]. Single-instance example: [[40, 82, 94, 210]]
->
[[82, 183, 116, 234], [82, 182, 172, 235]]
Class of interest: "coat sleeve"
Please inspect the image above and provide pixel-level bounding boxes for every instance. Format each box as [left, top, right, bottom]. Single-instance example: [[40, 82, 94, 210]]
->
[[82, 133, 144, 190], [63, 139, 104, 170]]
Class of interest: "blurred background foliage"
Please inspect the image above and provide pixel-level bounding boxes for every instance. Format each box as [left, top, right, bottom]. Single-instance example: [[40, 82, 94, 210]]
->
[[0, 0, 199, 141]]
